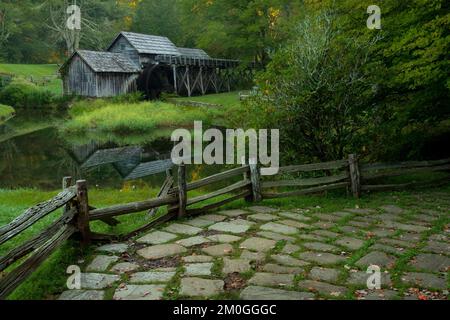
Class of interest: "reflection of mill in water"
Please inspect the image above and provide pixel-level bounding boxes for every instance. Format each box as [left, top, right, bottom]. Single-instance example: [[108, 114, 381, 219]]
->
[[69, 141, 174, 181]]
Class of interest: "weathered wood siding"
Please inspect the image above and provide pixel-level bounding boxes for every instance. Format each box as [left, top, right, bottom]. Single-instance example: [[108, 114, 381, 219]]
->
[[108, 36, 141, 66], [95, 73, 138, 98], [63, 55, 97, 97]]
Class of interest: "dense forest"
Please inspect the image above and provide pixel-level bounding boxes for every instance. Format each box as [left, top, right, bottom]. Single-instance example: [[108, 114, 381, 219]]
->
[[0, 0, 449, 163]]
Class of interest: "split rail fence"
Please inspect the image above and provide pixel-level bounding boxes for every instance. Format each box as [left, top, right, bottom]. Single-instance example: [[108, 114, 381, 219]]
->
[[0, 154, 449, 299]]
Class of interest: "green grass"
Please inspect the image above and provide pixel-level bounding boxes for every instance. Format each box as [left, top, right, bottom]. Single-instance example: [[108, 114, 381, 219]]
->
[[61, 94, 243, 135], [2, 182, 449, 300], [173, 91, 241, 108], [0, 64, 62, 95], [0, 186, 163, 300], [0, 104, 15, 123]]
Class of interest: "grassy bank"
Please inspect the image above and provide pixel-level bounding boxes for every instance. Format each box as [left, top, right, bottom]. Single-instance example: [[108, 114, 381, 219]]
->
[[62, 93, 242, 135], [0, 64, 62, 95], [173, 91, 241, 108], [1, 183, 449, 299], [0, 104, 15, 123], [0, 186, 164, 299]]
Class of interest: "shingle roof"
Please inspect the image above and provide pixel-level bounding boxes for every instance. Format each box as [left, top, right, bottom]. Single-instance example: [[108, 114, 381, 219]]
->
[[177, 47, 211, 59], [119, 32, 181, 56], [77, 50, 140, 73]]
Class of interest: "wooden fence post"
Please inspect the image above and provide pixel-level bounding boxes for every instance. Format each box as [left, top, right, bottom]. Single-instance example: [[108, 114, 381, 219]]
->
[[62, 176, 72, 214], [249, 162, 262, 202], [178, 164, 187, 218], [76, 180, 91, 245], [348, 154, 361, 198]]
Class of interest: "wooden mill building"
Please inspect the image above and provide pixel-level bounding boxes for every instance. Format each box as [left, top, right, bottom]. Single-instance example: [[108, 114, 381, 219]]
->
[[60, 31, 250, 98]]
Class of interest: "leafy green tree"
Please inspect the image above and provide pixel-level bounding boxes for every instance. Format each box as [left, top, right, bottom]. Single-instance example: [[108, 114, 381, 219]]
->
[[132, 0, 182, 44], [245, 12, 378, 162]]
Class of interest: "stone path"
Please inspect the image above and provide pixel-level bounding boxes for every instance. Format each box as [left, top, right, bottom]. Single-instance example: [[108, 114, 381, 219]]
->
[[59, 191, 450, 300]]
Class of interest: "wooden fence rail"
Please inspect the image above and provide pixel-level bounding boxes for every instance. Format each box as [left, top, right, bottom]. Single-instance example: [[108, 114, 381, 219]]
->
[[0, 155, 449, 299]]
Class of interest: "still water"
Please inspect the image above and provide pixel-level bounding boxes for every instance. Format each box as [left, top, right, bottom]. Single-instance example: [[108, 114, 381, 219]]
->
[[0, 119, 221, 191]]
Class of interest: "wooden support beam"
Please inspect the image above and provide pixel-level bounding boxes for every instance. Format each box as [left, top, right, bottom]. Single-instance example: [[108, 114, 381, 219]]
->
[[178, 164, 187, 218], [249, 162, 262, 202], [199, 67, 205, 95], [172, 65, 178, 94], [76, 180, 91, 245], [348, 154, 361, 198], [62, 176, 72, 214]]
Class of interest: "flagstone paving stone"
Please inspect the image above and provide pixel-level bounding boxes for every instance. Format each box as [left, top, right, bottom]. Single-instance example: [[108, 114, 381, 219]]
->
[[311, 230, 340, 238], [110, 262, 140, 274], [277, 212, 311, 222], [260, 222, 298, 235], [60, 190, 450, 300], [346, 271, 392, 287], [240, 286, 314, 300], [137, 244, 187, 260], [298, 252, 347, 265], [86, 255, 119, 272], [248, 206, 278, 214], [262, 264, 303, 274], [136, 231, 178, 245], [249, 273, 294, 287], [271, 254, 310, 267], [240, 250, 266, 262], [302, 242, 340, 252], [182, 255, 213, 263], [184, 218, 215, 228], [248, 213, 279, 222], [371, 244, 405, 256], [222, 258, 252, 274], [256, 231, 296, 242], [309, 267, 340, 283], [176, 236, 210, 247], [164, 223, 203, 236], [408, 253, 450, 272], [239, 237, 276, 252], [422, 241, 450, 255], [297, 280, 347, 297], [201, 214, 227, 222], [113, 285, 165, 300], [185, 263, 214, 276], [96, 243, 129, 254], [282, 244, 301, 254], [59, 290, 105, 300], [355, 251, 396, 268], [218, 209, 249, 217], [202, 243, 233, 256], [80, 273, 120, 289], [400, 272, 447, 290], [206, 234, 241, 243], [129, 272, 176, 284], [335, 237, 365, 251], [180, 278, 224, 297], [208, 222, 250, 234], [380, 205, 405, 214], [357, 289, 398, 300], [278, 219, 313, 229]]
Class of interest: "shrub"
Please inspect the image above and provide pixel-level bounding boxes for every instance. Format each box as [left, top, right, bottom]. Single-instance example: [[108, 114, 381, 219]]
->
[[0, 78, 54, 110], [0, 103, 15, 121]]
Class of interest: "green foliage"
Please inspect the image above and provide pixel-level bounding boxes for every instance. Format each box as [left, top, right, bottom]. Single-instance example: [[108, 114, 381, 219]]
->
[[63, 99, 218, 134], [247, 13, 377, 162], [0, 103, 14, 117], [132, 0, 182, 44], [0, 78, 54, 109]]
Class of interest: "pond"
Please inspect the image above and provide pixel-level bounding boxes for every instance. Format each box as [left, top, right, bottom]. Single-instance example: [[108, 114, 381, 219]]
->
[[0, 117, 223, 191]]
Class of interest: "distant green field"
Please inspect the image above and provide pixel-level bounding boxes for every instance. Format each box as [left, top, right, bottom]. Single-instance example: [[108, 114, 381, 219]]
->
[[0, 64, 62, 95], [174, 91, 242, 108]]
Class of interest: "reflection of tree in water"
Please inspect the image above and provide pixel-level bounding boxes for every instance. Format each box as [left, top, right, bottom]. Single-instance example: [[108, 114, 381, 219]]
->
[[0, 139, 20, 174]]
